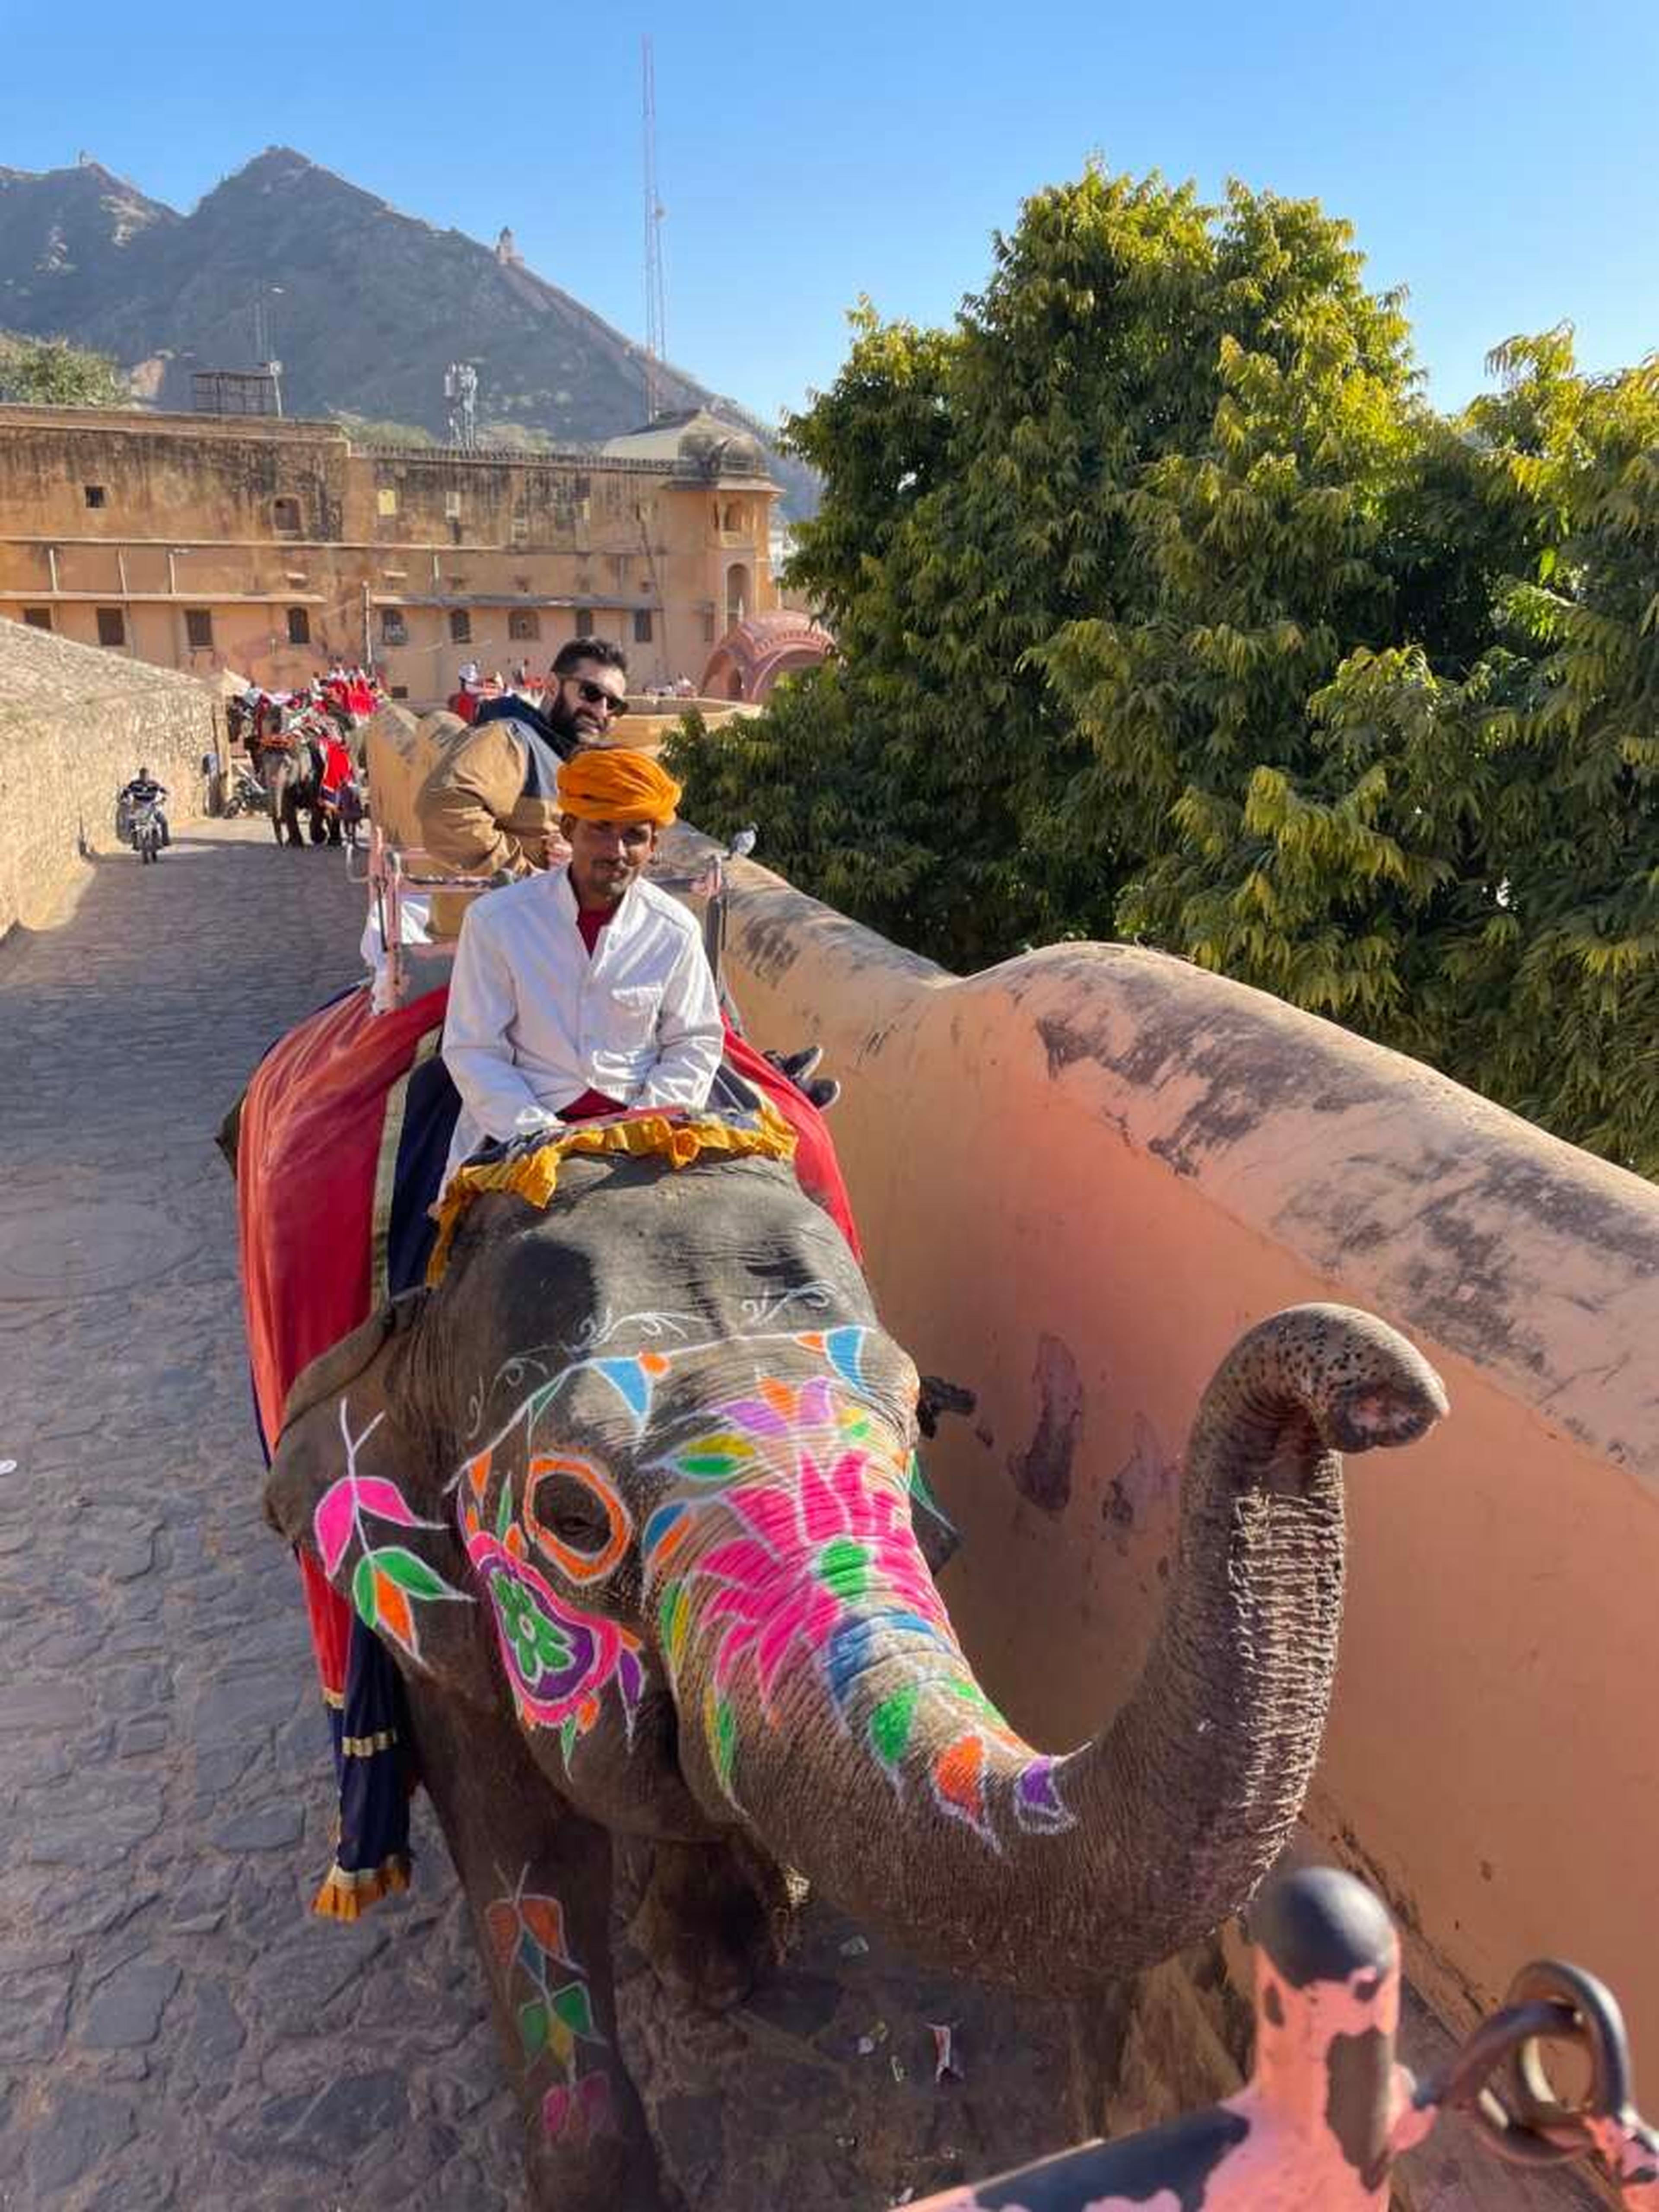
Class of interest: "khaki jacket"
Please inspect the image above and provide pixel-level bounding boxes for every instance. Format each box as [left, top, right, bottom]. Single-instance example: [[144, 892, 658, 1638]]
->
[[416, 711, 569, 937]]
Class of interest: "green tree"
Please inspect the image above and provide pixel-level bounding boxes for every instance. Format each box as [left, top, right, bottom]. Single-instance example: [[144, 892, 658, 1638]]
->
[[0, 331, 130, 407], [671, 165, 1659, 1171], [331, 411, 436, 448], [677, 167, 1423, 966], [1203, 335, 1659, 1168]]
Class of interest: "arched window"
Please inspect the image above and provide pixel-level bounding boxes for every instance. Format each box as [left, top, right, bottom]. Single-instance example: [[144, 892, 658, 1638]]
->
[[725, 565, 750, 631]]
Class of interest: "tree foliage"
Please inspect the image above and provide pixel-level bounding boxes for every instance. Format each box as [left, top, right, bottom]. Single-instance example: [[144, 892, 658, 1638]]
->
[[671, 165, 1659, 1175], [331, 411, 436, 448], [0, 330, 130, 407], [1225, 337, 1659, 1167]]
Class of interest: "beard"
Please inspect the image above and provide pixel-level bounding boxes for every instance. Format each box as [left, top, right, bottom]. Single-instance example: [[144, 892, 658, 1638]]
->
[[544, 685, 613, 747], [544, 688, 583, 744]]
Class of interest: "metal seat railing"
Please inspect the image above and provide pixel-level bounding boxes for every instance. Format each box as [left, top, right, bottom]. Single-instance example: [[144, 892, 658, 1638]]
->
[[346, 818, 757, 1011], [910, 1865, 1659, 2210]]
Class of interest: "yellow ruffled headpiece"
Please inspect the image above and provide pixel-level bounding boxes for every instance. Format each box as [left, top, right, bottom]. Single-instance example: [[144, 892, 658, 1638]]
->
[[426, 1103, 797, 1281]]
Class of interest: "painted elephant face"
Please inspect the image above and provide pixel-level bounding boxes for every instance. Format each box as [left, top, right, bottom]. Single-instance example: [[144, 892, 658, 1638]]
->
[[272, 1267, 930, 1843], [439, 1291, 928, 1833]]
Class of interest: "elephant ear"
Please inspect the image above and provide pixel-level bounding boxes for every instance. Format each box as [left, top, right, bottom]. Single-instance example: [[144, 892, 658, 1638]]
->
[[910, 1373, 974, 1575], [280, 1293, 423, 1431], [264, 1297, 497, 1708]]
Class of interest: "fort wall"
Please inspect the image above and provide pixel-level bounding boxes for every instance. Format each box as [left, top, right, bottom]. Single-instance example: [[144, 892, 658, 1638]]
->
[[714, 847, 1659, 2157], [0, 616, 220, 936], [0, 404, 779, 703]]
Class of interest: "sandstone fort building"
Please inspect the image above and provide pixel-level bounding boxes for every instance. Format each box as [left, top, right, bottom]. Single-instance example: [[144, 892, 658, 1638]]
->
[[0, 402, 789, 705]]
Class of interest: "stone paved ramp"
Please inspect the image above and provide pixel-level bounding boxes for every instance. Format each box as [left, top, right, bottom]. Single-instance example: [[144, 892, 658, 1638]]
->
[[0, 827, 524, 2210], [0, 825, 1112, 2212]]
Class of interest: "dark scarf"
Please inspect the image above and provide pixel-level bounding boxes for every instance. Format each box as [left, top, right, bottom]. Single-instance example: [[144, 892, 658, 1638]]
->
[[471, 691, 579, 760]]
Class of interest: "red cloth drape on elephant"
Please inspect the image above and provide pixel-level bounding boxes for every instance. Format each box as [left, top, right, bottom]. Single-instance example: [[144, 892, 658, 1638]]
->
[[238, 984, 449, 1914]]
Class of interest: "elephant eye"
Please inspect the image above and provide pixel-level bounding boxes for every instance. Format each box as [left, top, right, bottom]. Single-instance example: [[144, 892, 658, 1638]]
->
[[550, 1497, 605, 1541], [524, 1456, 631, 1583], [532, 1470, 607, 1540]]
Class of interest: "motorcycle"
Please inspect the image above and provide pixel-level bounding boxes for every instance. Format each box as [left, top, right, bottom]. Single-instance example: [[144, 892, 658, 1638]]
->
[[222, 761, 268, 818], [129, 795, 165, 864]]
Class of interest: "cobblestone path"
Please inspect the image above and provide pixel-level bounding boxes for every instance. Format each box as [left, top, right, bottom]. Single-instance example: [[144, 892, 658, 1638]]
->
[[0, 827, 524, 2210], [0, 827, 1150, 2212]]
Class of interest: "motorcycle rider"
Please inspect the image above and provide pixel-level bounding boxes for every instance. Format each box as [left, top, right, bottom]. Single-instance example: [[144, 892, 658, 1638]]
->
[[117, 765, 170, 848]]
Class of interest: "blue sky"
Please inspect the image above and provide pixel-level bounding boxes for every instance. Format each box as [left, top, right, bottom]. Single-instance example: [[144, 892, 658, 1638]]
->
[[2, 0, 1654, 428]]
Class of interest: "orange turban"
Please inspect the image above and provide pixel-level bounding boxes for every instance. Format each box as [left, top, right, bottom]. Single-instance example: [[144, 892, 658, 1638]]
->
[[556, 747, 682, 826]]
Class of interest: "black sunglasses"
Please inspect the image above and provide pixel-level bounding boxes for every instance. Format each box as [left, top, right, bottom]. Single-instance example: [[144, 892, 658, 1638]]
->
[[568, 677, 626, 718]]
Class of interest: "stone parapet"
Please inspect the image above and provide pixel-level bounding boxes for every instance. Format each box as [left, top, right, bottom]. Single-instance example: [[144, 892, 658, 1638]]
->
[[709, 838, 1659, 2186], [0, 616, 221, 935]]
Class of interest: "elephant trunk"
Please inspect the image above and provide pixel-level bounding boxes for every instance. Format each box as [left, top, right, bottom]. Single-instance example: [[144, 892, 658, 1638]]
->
[[656, 1306, 1445, 1993]]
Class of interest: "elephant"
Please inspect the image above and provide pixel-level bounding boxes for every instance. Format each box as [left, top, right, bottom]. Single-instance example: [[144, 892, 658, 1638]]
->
[[255, 738, 339, 848], [254, 741, 310, 847], [262, 1144, 1447, 2209]]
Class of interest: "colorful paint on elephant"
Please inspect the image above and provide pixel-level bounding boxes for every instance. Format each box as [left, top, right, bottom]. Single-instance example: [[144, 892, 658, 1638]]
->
[[445, 1315, 1069, 1841], [313, 1403, 473, 1663], [524, 1454, 633, 1583], [499, 1319, 874, 1443], [458, 1448, 645, 1763], [640, 1375, 1075, 1844], [483, 1865, 612, 2147]]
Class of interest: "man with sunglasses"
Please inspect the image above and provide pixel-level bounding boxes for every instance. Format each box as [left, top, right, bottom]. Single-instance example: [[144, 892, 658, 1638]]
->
[[417, 634, 630, 936]]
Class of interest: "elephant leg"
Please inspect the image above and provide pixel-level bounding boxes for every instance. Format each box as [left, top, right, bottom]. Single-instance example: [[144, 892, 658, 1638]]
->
[[400, 1683, 674, 2212], [626, 1835, 789, 2014]]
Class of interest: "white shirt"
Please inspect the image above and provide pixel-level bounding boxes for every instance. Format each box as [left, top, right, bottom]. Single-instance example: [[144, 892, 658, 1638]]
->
[[441, 868, 724, 1184]]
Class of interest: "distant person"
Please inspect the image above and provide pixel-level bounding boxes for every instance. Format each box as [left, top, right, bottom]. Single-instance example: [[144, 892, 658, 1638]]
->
[[229, 685, 261, 751], [117, 764, 170, 847], [416, 635, 629, 935]]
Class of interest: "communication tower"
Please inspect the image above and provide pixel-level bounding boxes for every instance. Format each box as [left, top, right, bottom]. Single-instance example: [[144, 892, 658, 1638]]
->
[[641, 34, 668, 422], [445, 362, 479, 450], [250, 288, 285, 416]]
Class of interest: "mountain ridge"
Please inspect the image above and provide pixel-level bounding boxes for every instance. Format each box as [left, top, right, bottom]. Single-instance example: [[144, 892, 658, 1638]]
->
[[0, 147, 817, 514]]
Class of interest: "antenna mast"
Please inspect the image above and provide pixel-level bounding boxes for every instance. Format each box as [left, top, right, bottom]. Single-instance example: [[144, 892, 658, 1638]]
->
[[641, 33, 668, 422]]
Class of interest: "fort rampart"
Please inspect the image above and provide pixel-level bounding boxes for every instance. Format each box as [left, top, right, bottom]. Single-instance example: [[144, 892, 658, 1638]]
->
[[0, 616, 220, 936], [715, 846, 1659, 2133]]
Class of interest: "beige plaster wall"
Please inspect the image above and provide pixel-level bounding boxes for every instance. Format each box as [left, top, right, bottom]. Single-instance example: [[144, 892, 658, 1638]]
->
[[0, 408, 777, 701], [0, 617, 221, 937], [0, 407, 352, 540], [713, 854, 1659, 2102]]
